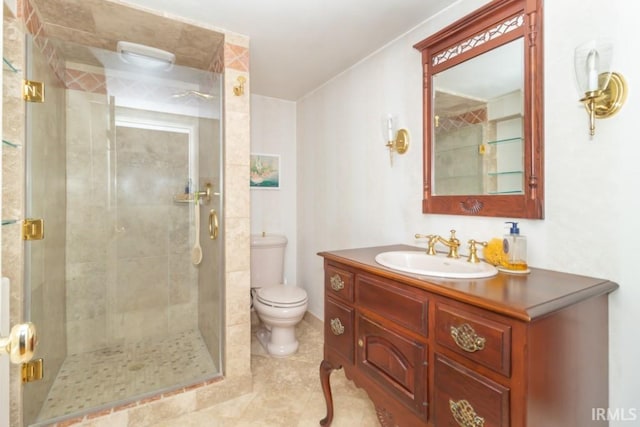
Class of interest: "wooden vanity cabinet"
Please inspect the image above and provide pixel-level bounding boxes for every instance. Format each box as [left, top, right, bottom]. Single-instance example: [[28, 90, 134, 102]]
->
[[319, 245, 618, 427]]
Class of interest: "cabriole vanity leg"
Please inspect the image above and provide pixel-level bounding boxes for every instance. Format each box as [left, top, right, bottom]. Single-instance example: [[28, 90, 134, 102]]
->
[[319, 359, 339, 426]]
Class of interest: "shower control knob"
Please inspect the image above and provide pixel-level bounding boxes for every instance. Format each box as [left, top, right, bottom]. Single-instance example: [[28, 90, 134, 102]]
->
[[0, 322, 37, 364]]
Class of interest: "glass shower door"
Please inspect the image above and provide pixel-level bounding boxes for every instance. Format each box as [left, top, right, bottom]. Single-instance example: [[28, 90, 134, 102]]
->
[[22, 30, 224, 426]]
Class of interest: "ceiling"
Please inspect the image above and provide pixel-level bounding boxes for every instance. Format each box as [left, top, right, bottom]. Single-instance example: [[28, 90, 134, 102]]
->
[[118, 0, 459, 100]]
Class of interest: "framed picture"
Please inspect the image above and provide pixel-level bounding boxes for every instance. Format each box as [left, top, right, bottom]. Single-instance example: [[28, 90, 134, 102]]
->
[[250, 153, 280, 189]]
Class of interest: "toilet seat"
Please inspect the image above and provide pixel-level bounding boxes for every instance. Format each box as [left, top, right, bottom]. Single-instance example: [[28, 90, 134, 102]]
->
[[256, 284, 308, 308]]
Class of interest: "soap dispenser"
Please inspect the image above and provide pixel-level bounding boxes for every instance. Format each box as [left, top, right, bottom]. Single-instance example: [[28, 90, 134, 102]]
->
[[503, 221, 528, 271]]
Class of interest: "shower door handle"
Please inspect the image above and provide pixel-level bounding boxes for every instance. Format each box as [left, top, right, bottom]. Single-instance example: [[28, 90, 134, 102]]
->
[[0, 322, 37, 364], [209, 209, 219, 240]]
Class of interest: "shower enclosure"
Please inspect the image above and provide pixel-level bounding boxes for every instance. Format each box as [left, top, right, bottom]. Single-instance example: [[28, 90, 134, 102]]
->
[[20, 18, 225, 427]]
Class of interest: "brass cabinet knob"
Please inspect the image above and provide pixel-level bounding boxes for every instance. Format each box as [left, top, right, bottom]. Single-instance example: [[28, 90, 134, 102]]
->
[[358, 338, 364, 348], [330, 318, 345, 336], [449, 399, 484, 427], [0, 322, 37, 364], [330, 274, 344, 291], [450, 323, 485, 353]]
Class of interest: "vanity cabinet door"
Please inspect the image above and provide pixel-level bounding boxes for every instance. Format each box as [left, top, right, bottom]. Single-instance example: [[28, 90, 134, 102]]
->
[[357, 314, 428, 420], [434, 354, 510, 427]]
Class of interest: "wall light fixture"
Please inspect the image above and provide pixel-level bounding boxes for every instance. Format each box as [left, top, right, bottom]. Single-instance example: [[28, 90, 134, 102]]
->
[[233, 76, 246, 96], [574, 40, 627, 136], [382, 114, 409, 166]]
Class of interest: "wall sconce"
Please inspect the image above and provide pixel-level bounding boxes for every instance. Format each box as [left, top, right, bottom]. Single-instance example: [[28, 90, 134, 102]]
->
[[233, 76, 246, 96], [574, 40, 627, 136], [382, 114, 409, 166]]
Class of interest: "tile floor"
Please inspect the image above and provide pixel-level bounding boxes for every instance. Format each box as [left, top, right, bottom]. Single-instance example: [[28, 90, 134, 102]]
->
[[38, 329, 219, 422], [154, 315, 378, 426]]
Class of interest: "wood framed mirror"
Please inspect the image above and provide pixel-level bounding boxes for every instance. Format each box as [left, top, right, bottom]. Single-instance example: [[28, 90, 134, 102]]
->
[[414, 0, 543, 218]]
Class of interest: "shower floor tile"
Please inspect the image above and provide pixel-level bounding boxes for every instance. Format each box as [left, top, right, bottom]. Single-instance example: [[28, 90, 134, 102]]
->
[[37, 329, 218, 421]]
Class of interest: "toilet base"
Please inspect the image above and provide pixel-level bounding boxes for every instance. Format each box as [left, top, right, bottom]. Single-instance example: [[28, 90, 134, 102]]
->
[[255, 325, 299, 358]]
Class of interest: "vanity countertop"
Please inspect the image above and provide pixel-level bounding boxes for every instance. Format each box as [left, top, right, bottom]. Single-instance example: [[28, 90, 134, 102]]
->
[[318, 244, 618, 322]]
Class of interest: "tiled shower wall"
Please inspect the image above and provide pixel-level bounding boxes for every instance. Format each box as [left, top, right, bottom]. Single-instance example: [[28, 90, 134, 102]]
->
[[65, 99, 207, 354], [196, 116, 222, 361]]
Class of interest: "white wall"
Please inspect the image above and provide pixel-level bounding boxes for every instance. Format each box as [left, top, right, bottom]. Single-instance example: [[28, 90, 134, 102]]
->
[[250, 94, 297, 285], [296, 0, 639, 422]]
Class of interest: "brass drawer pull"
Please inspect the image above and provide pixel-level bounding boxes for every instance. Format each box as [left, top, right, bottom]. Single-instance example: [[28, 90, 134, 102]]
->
[[449, 399, 485, 427], [330, 274, 345, 291], [330, 318, 345, 336], [450, 323, 485, 352]]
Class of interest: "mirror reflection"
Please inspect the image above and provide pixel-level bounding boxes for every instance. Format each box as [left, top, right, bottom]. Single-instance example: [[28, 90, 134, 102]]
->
[[432, 38, 524, 196]]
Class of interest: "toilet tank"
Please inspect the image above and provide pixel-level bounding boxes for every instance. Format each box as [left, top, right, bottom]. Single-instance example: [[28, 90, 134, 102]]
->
[[250, 234, 287, 287]]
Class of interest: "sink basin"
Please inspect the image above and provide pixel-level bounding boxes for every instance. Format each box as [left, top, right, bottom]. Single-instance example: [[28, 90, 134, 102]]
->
[[374, 251, 498, 279]]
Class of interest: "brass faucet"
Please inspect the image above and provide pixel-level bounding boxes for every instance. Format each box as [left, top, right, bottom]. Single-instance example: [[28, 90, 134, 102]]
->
[[437, 230, 460, 258], [414, 233, 438, 255], [467, 239, 488, 263], [415, 229, 460, 258]]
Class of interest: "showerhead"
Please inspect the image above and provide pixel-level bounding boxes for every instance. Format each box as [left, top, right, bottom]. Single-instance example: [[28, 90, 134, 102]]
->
[[171, 90, 216, 100]]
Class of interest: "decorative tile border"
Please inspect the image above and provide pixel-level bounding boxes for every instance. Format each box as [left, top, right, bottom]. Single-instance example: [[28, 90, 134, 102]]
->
[[435, 108, 487, 133], [41, 377, 224, 427], [224, 43, 249, 71], [20, 0, 226, 94]]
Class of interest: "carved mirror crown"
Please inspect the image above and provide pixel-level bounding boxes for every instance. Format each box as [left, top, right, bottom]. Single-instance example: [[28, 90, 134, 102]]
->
[[414, 0, 543, 218]]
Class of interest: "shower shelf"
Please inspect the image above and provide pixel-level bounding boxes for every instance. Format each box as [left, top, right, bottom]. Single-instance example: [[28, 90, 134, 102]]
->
[[3, 139, 20, 148], [173, 183, 213, 204]]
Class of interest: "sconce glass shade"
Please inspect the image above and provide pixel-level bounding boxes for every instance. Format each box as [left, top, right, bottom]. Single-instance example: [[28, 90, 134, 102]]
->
[[574, 40, 613, 95], [380, 113, 409, 166], [381, 114, 398, 142], [573, 40, 627, 136]]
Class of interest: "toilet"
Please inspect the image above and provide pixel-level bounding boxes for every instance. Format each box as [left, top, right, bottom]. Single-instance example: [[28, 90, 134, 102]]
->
[[251, 234, 308, 357]]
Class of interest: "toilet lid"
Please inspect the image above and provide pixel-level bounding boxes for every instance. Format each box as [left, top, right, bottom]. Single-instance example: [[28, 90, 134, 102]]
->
[[256, 284, 308, 307]]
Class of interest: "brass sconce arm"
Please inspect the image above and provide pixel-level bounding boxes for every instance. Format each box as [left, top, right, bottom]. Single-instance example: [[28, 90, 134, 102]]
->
[[386, 129, 409, 154], [233, 76, 246, 96], [579, 72, 627, 136], [385, 128, 409, 166]]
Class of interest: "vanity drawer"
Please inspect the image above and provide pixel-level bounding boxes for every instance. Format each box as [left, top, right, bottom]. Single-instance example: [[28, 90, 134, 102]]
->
[[324, 298, 355, 363], [357, 274, 428, 337], [325, 264, 354, 303], [435, 302, 511, 376], [434, 354, 510, 427]]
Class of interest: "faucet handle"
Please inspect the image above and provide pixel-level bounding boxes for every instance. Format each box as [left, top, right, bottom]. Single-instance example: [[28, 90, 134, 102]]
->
[[415, 233, 438, 255], [467, 239, 488, 263]]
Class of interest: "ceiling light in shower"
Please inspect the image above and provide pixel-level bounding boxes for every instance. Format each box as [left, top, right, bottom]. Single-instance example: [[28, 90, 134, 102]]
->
[[116, 41, 175, 71]]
